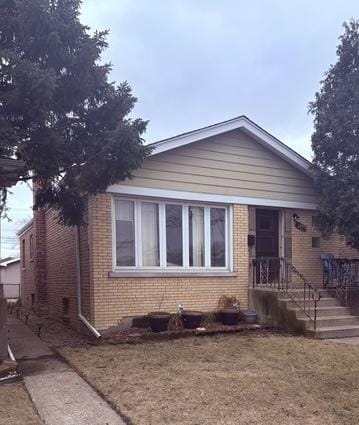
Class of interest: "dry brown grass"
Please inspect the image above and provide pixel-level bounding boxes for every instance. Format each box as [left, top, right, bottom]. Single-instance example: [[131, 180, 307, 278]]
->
[[0, 382, 41, 425], [60, 334, 359, 425]]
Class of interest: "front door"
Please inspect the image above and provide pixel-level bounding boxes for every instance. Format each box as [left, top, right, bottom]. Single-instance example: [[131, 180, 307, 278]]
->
[[256, 209, 279, 283]]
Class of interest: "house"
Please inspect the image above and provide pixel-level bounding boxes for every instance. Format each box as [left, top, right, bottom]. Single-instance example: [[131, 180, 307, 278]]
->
[[18, 116, 359, 338], [0, 257, 21, 299]]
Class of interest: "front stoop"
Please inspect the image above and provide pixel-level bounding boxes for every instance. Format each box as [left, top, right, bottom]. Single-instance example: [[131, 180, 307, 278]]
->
[[250, 288, 359, 339], [279, 291, 359, 339]]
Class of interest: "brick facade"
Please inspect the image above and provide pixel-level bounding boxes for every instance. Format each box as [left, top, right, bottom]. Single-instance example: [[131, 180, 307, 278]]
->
[[20, 206, 92, 333], [89, 194, 249, 329], [19, 194, 359, 333], [291, 209, 359, 287]]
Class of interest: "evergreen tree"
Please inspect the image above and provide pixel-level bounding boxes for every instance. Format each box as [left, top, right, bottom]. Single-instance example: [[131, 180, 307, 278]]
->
[[310, 19, 359, 248], [0, 0, 150, 225]]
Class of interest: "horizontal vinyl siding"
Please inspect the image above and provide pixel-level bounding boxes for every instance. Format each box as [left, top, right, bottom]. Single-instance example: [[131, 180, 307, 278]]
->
[[121, 129, 317, 204]]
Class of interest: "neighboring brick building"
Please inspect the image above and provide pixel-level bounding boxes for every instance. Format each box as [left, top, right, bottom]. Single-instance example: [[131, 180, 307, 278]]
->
[[18, 116, 359, 334]]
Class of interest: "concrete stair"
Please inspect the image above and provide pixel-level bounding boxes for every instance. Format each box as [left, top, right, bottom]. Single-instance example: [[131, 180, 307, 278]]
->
[[280, 291, 359, 339]]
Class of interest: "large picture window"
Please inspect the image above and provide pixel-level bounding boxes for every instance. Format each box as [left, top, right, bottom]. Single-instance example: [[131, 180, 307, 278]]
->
[[113, 198, 231, 271]]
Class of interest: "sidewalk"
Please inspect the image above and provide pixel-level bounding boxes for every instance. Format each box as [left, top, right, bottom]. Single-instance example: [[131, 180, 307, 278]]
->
[[8, 317, 125, 425]]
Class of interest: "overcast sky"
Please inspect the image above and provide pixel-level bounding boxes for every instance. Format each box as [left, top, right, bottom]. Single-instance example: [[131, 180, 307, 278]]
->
[[2, 0, 359, 257]]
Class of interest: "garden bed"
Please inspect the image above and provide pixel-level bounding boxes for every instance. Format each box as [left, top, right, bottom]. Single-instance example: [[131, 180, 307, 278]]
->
[[101, 322, 263, 344], [9, 304, 264, 347]]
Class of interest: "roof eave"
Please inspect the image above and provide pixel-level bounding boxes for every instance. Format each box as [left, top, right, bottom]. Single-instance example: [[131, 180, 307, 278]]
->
[[149, 116, 312, 177], [17, 218, 34, 237]]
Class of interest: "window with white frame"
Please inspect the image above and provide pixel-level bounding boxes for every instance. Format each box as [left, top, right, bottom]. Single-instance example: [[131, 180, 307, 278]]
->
[[113, 198, 231, 271]]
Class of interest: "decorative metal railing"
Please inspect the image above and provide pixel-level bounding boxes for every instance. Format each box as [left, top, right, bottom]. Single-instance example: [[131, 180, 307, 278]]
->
[[252, 257, 321, 330], [322, 258, 359, 306]]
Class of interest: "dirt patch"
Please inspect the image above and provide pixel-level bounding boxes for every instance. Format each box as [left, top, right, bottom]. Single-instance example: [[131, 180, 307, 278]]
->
[[60, 334, 359, 425], [8, 307, 93, 348], [0, 382, 41, 425]]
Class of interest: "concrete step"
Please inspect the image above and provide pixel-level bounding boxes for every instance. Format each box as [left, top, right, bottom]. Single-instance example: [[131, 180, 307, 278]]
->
[[284, 297, 339, 308], [299, 315, 359, 329], [308, 325, 359, 339], [278, 289, 334, 299], [291, 305, 351, 318]]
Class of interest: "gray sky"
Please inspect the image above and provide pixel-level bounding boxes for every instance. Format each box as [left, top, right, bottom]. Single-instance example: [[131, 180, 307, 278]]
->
[[2, 0, 359, 257]]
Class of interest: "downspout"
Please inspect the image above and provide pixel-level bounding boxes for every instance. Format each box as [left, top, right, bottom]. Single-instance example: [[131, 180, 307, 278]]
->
[[75, 226, 101, 339], [8, 345, 15, 362]]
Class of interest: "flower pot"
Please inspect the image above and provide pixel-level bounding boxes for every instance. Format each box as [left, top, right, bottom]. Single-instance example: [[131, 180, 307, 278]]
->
[[148, 312, 171, 333], [181, 310, 203, 329], [243, 310, 257, 324], [220, 308, 240, 326]]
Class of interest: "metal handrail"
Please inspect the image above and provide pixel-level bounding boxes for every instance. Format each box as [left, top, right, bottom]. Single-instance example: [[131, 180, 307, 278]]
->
[[322, 258, 359, 306], [252, 256, 321, 330]]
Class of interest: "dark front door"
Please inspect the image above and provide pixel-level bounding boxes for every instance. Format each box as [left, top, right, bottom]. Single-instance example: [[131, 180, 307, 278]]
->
[[256, 209, 279, 283]]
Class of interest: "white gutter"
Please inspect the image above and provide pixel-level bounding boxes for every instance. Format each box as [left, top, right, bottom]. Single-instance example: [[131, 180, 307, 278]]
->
[[75, 226, 101, 339]]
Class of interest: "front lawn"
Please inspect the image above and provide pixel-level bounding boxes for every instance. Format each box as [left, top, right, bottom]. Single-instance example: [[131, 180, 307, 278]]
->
[[59, 334, 359, 425], [0, 382, 41, 425]]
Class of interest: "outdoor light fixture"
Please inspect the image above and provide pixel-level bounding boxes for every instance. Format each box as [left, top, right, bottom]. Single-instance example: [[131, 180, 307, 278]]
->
[[178, 304, 185, 315], [293, 213, 307, 232]]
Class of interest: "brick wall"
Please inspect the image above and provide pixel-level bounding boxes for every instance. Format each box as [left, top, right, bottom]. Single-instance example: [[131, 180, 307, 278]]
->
[[45, 209, 77, 325], [88, 194, 250, 330], [44, 206, 91, 331], [291, 209, 359, 287], [33, 209, 48, 314], [19, 205, 91, 332], [20, 193, 359, 333]]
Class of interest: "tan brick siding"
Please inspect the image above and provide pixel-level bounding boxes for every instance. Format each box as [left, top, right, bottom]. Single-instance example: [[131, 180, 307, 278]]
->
[[19, 205, 91, 332], [88, 194, 250, 330], [45, 209, 77, 324], [291, 209, 359, 287], [20, 194, 359, 333], [44, 206, 92, 330]]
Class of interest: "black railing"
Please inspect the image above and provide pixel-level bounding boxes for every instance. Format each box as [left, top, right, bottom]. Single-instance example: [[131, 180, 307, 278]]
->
[[322, 258, 359, 306], [252, 257, 321, 330]]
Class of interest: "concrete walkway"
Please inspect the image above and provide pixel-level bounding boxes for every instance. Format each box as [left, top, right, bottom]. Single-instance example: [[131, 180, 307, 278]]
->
[[8, 317, 125, 425]]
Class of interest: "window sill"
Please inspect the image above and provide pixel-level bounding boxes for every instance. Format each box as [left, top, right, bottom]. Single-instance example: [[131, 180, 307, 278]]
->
[[108, 271, 238, 278]]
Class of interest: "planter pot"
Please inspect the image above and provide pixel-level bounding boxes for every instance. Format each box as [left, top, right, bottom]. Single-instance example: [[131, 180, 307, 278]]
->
[[220, 309, 240, 326], [181, 310, 203, 329], [243, 310, 257, 324], [148, 312, 171, 333]]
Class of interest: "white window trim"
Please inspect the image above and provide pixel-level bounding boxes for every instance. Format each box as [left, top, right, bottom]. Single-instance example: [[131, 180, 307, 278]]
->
[[111, 196, 233, 273]]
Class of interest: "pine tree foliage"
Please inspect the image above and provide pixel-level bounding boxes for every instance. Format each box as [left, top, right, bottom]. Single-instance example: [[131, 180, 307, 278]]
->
[[310, 19, 359, 248], [0, 0, 150, 225]]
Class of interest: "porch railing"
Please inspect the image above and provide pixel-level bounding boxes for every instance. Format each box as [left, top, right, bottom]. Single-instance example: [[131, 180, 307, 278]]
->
[[322, 258, 359, 306], [252, 257, 321, 330]]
